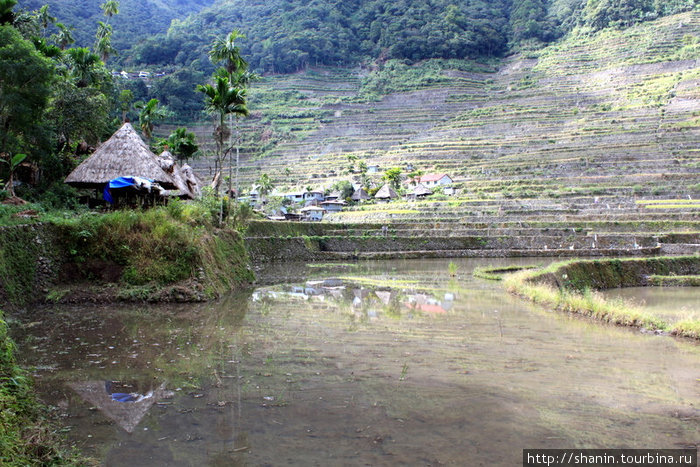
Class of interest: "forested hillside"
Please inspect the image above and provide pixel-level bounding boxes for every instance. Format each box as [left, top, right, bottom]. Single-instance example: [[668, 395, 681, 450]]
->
[[17, 0, 215, 51], [183, 9, 700, 205], [132, 0, 696, 74]]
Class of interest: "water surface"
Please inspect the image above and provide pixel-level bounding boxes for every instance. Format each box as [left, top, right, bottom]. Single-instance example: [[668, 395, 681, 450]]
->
[[602, 286, 700, 325], [14, 258, 699, 466]]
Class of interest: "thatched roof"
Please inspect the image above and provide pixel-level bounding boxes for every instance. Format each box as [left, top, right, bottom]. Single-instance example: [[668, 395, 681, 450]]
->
[[411, 183, 433, 197], [351, 187, 370, 201], [180, 164, 201, 198], [375, 184, 398, 199], [158, 151, 198, 199], [65, 123, 177, 189]]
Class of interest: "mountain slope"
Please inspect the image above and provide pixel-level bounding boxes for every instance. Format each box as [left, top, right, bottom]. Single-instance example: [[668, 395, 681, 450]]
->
[[180, 10, 700, 255], [18, 0, 215, 52]]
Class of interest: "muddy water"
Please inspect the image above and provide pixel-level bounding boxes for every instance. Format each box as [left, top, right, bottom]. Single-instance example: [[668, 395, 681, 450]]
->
[[601, 287, 700, 325], [13, 258, 700, 466]]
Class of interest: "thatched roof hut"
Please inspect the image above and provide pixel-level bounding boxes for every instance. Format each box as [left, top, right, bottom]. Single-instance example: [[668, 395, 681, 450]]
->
[[374, 184, 398, 200], [65, 123, 177, 189], [411, 183, 433, 198], [351, 187, 370, 201]]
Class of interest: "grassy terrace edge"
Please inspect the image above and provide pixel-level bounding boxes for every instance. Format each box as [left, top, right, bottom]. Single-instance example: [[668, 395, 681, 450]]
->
[[0, 205, 254, 307], [502, 255, 700, 339]]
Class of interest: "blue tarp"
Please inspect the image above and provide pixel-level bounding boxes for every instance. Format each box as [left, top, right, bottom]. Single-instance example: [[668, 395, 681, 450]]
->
[[103, 177, 153, 204]]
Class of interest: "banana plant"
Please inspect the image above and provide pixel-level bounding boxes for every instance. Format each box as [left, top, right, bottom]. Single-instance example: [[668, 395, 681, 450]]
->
[[1, 153, 26, 197]]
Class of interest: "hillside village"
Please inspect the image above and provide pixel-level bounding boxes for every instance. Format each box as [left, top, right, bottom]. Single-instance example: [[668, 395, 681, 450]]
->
[[246, 170, 455, 221]]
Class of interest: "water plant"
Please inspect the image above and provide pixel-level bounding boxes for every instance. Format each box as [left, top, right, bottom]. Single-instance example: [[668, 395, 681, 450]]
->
[[448, 261, 458, 277]]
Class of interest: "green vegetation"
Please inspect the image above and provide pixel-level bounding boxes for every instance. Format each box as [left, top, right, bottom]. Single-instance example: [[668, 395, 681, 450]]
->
[[504, 256, 700, 339], [0, 309, 83, 464], [473, 265, 538, 281], [648, 275, 700, 286], [0, 200, 254, 306], [20, 0, 214, 52]]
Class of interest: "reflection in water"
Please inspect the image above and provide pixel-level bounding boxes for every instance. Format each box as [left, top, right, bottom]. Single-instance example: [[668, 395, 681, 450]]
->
[[69, 381, 169, 433], [13, 258, 700, 466], [253, 276, 457, 321]]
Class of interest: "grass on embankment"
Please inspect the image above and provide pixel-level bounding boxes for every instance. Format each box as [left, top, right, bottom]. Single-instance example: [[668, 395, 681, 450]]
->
[[472, 265, 538, 281], [0, 199, 254, 306], [0, 310, 85, 465], [503, 256, 700, 339]]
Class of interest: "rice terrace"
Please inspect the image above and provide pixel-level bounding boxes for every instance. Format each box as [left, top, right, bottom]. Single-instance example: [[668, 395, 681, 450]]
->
[[0, 0, 699, 465]]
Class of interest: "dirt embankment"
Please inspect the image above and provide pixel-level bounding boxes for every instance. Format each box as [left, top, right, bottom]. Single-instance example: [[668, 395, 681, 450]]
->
[[530, 256, 700, 292], [0, 221, 253, 307]]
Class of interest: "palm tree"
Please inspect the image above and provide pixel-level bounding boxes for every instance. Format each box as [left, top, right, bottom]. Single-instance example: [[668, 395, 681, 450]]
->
[[135, 98, 167, 141], [257, 173, 273, 204], [197, 74, 248, 194], [118, 89, 133, 122], [53, 22, 75, 50], [209, 30, 247, 78], [65, 47, 101, 88], [95, 32, 116, 63], [100, 0, 119, 23], [37, 5, 55, 36], [209, 31, 254, 198], [95, 20, 111, 41], [167, 127, 199, 162]]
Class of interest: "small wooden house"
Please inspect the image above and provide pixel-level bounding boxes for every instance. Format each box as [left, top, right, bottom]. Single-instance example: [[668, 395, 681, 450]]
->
[[300, 205, 326, 221], [408, 183, 433, 200], [303, 190, 325, 202], [320, 200, 347, 212]]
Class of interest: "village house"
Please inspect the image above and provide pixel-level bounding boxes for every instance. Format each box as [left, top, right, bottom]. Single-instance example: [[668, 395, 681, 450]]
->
[[282, 191, 305, 203], [414, 173, 452, 187], [320, 199, 347, 212], [407, 183, 433, 200], [300, 205, 326, 221], [303, 190, 325, 203], [325, 190, 342, 201], [351, 187, 371, 202]]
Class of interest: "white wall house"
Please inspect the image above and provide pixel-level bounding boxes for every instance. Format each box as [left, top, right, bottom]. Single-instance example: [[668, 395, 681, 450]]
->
[[416, 173, 452, 187]]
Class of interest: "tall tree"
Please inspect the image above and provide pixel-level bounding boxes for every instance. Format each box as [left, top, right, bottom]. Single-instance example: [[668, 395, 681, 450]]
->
[[95, 32, 116, 63], [197, 73, 248, 194], [52, 22, 75, 50], [256, 173, 273, 204], [37, 4, 55, 37], [0, 25, 54, 195], [208, 30, 252, 197], [100, 0, 119, 24], [0, 0, 16, 26], [209, 30, 247, 78], [65, 47, 101, 88], [135, 98, 167, 141], [165, 127, 199, 163]]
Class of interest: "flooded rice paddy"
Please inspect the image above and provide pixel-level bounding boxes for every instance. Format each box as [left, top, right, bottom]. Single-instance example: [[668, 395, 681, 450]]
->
[[602, 286, 700, 326], [13, 258, 700, 466]]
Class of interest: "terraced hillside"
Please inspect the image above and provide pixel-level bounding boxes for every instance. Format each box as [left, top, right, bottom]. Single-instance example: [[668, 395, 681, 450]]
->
[[184, 12, 700, 259]]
